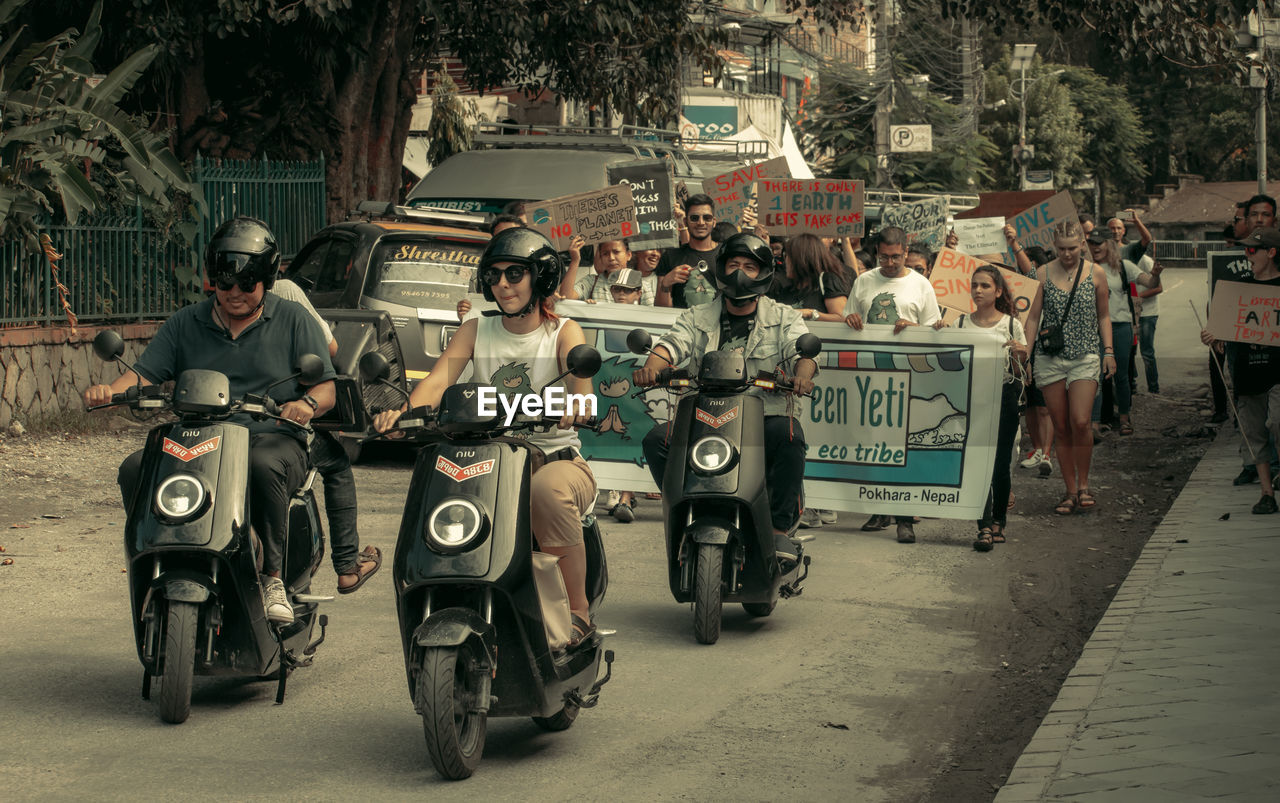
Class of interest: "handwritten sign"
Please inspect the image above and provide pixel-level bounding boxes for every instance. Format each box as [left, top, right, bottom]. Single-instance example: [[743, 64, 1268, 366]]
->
[[530, 185, 638, 250], [1208, 250, 1251, 298], [705, 156, 790, 226], [1009, 190, 1079, 253], [607, 160, 678, 250], [880, 197, 949, 251], [1208, 279, 1280, 344], [951, 216, 1007, 256], [930, 248, 1039, 325], [758, 178, 865, 238]]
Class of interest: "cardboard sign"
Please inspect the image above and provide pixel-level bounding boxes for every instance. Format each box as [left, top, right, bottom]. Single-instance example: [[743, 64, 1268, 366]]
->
[[1208, 279, 1280, 344], [880, 197, 949, 251], [951, 216, 1007, 257], [930, 248, 1039, 325], [606, 160, 678, 250], [705, 156, 790, 226], [1208, 250, 1251, 298], [758, 178, 865, 238], [529, 185, 638, 250], [1008, 190, 1080, 253]]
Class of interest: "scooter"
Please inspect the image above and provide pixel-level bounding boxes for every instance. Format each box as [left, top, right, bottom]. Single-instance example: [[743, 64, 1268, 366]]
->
[[628, 329, 822, 644], [88, 331, 331, 723], [360, 345, 615, 780]]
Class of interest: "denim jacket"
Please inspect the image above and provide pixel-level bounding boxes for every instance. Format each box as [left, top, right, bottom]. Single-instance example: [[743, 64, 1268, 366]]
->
[[656, 296, 812, 418]]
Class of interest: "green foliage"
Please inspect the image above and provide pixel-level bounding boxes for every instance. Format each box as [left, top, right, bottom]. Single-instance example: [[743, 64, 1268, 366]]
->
[[425, 71, 477, 168], [982, 53, 1087, 189], [0, 0, 199, 252], [1057, 65, 1150, 201]]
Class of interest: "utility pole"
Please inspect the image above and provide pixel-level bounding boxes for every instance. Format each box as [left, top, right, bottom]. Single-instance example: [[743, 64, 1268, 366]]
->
[[873, 0, 892, 188], [959, 17, 978, 138]]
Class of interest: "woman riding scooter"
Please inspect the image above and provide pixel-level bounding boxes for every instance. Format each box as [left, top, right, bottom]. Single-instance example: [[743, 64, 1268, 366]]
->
[[374, 227, 599, 645]]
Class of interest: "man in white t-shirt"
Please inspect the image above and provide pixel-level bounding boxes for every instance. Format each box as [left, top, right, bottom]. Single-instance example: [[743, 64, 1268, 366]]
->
[[843, 226, 942, 543]]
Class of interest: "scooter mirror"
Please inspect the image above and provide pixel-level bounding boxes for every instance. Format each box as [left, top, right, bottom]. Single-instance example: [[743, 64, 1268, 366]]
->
[[92, 330, 125, 362], [296, 354, 326, 384], [625, 328, 652, 355], [566, 345, 602, 379], [358, 351, 391, 383], [796, 333, 822, 359]]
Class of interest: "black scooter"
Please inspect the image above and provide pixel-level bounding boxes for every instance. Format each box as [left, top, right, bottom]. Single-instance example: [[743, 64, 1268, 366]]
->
[[88, 331, 331, 723], [360, 346, 614, 780], [629, 329, 822, 644]]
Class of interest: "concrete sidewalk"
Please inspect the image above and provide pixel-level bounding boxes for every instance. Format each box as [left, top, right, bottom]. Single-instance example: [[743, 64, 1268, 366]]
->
[[995, 432, 1280, 802]]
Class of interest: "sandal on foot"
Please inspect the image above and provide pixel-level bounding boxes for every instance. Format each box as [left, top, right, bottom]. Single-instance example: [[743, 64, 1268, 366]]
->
[[1119, 422, 1134, 436], [568, 614, 596, 648], [1054, 496, 1078, 515], [1007, 492, 1016, 510], [991, 526, 1006, 544], [1077, 489, 1097, 509], [973, 528, 994, 552], [337, 545, 382, 594]]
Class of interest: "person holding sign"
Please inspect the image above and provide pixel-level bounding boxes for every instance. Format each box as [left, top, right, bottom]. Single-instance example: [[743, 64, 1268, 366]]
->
[[655, 194, 721, 308], [842, 226, 942, 543], [1022, 221, 1115, 516], [1200, 227, 1280, 515]]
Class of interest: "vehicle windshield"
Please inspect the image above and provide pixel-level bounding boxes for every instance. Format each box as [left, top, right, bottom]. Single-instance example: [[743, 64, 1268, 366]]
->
[[364, 238, 484, 310]]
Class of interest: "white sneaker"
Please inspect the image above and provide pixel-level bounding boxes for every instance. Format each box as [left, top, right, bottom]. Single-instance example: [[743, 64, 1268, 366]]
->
[[798, 508, 823, 529], [1019, 449, 1046, 469], [601, 489, 620, 511], [1039, 458, 1053, 478], [262, 576, 294, 624], [818, 509, 838, 525]]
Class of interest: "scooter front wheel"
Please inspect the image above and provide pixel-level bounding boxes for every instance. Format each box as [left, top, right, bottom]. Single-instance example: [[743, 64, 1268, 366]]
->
[[418, 645, 487, 780], [154, 600, 198, 724], [693, 543, 724, 645]]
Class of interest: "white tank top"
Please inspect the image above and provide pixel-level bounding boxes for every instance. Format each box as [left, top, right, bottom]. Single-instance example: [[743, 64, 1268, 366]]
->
[[472, 315, 582, 455]]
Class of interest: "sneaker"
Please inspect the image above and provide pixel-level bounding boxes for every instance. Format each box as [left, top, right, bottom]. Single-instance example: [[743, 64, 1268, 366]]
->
[[818, 509, 838, 525], [602, 489, 621, 511], [860, 514, 891, 531], [1252, 494, 1278, 515], [262, 576, 294, 624], [610, 501, 635, 523], [896, 521, 916, 543], [773, 531, 799, 562], [1039, 458, 1053, 478], [1019, 449, 1046, 469], [1234, 467, 1259, 486], [798, 508, 823, 529]]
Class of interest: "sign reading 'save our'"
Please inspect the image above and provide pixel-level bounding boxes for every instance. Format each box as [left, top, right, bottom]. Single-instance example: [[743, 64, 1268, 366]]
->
[[606, 160, 678, 250], [530, 185, 638, 250], [757, 178, 865, 237], [880, 197, 949, 251]]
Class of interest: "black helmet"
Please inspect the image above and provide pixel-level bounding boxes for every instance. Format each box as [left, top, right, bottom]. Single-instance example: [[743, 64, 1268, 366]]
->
[[205, 216, 280, 291], [714, 233, 774, 303], [478, 227, 564, 309]]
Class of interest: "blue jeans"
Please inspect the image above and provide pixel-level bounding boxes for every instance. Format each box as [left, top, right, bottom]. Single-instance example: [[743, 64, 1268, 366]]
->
[[310, 430, 361, 575], [1093, 321, 1134, 421], [1137, 315, 1159, 392]]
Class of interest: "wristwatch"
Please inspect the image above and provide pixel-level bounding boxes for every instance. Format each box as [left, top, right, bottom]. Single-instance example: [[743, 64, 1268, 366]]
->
[[301, 393, 319, 411]]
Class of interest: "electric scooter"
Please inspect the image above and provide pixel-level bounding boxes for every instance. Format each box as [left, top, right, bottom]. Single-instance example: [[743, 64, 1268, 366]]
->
[[628, 328, 822, 644], [88, 330, 331, 723]]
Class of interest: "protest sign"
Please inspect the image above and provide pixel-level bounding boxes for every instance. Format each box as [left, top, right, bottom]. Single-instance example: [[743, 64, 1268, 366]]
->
[[606, 160, 678, 250], [930, 248, 1039, 325], [705, 156, 790, 226], [1008, 190, 1079, 253], [880, 197, 949, 251], [529, 185, 638, 250], [1207, 279, 1280, 344], [1208, 250, 1251, 298], [757, 178, 866, 238], [555, 301, 1003, 518], [951, 216, 1007, 256]]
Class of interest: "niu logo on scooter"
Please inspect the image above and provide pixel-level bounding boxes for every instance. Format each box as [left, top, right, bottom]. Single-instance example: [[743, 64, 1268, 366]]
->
[[162, 436, 222, 463], [434, 455, 496, 481], [695, 407, 739, 429]]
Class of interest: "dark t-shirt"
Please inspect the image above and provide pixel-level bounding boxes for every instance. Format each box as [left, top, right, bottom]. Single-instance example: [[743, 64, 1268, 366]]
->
[[768, 269, 851, 312], [656, 242, 721, 308], [718, 308, 756, 354], [1229, 275, 1280, 397]]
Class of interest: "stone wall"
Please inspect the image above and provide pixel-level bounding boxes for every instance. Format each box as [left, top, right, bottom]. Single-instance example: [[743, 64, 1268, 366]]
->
[[0, 324, 159, 429]]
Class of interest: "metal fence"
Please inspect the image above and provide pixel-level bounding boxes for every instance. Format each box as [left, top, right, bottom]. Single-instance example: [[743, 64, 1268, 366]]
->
[[1150, 240, 1236, 262], [1, 155, 327, 326]]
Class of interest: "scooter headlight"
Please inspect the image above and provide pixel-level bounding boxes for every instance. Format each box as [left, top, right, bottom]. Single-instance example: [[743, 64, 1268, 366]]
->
[[155, 474, 207, 522], [689, 435, 736, 474], [425, 498, 485, 553]]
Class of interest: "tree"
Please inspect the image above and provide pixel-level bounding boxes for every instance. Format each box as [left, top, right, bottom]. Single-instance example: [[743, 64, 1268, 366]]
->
[[425, 72, 478, 169], [1056, 65, 1150, 210]]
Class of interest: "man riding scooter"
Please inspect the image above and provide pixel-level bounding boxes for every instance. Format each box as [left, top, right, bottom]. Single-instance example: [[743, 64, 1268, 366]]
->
[[633, 232, 817, 561], [84, 216, 336, 624]]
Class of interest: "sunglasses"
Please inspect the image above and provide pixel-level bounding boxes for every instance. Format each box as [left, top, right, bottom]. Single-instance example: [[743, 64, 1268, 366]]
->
[[211, 271, 261, 293], [687, 214, 715, 222], [480, 265, 530, 286], [1245, 246, 1266, 255]]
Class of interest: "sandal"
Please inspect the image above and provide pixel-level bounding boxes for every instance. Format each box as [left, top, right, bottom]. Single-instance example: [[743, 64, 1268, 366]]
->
[[991, 525, 1006, 544], [973, 528, 994, 552], [1077, 489, 1097, 509], [1007, 492, 1016, 510], [1119, 422, 1134, 436], [1054, 496, 1078, 515], [568, 614, 596, 648], [337, 545, 382, 594]]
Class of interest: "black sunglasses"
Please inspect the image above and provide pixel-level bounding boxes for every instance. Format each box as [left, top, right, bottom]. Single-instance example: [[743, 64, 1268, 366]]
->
[[212, 271, 261, 292], [688, 214, 715, 222], [480, 265, 530, 286]]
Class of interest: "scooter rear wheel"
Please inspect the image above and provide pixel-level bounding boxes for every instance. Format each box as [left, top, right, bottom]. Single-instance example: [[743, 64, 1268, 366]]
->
[[154, 600, 198, 724], [418, 645, 487, 780], [693, 543, 724, 645]]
